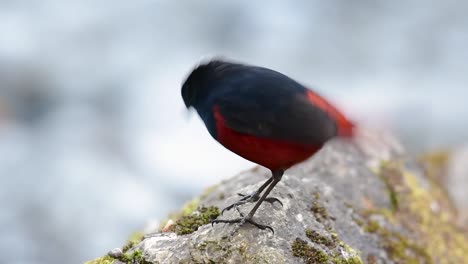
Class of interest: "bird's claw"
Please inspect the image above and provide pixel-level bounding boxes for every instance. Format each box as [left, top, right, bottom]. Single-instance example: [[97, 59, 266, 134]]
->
[[221, 192, 282, 215], [264, 197, 283, 207], [211, 217, 274, 235]]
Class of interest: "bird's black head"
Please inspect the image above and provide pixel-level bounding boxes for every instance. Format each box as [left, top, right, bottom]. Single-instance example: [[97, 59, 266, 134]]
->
[[181, 65, 204, 109], [181, 59, 242, 109]]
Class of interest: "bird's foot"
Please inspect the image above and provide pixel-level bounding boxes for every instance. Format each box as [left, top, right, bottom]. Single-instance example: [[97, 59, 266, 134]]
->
[[221, 192, 283, 215], [211, 211, 274, 235]]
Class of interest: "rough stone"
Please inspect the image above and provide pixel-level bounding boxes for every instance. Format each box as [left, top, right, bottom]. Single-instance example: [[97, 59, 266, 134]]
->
[[447, 145, 468, 226], [86, 129, 468, 264]]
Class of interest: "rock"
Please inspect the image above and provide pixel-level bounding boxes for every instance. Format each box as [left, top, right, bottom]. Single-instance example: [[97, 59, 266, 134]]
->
[[447, 145, 468, 226], [108, 248, 123, 259], [418, 146, 468, 228], [86, 130, 468, 264]]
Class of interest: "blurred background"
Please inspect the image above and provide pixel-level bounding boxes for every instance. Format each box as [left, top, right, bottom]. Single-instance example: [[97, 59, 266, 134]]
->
[[0, 1, 467, 263]]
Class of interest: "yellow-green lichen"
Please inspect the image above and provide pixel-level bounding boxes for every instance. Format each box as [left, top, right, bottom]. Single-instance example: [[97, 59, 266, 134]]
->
[[363, 161, 468, 264], [378, 161, 399, 212], [334, 244, 363, 264], [85, 255, 114, 264], [172, 206, 220, 235], [418, 150, 450, 185], [362, 218, 431, 263], [291, 238, 329, 264], [332, 256, 362, 264], [331, 247, 363, 264]]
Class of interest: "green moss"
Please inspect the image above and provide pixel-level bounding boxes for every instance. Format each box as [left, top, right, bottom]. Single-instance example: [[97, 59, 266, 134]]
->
[[312, 191, 321, 200], [218, 192, 225, 200], [305, 229, 337, 248], [84, 230, 146, 263], [196, 240, 224, 252], [327, 238, 363, 264], [362, 218, 431, 263], [122, 231, 144, 253], [291, 238, 329, 264], [332, 256, 363, 264], [363, 220, 380, 233], [381, 230, 432, 264], [352, 216, 364, 227], [418, 150, 450, 185], [159, 185, 220, 230], [116, 250, 152, 264], [172, 206, 220, 235], [378, 165, 399, 211], [311, 201, 329, 221], [85, 250, 151, 264], [85, 256, 114, 264]]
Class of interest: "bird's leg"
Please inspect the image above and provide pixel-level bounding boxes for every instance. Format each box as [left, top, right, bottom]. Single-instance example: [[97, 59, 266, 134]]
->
[[213, 170, 284, 234], [221, 175, 283, 214], [221, 176, 272, 214]]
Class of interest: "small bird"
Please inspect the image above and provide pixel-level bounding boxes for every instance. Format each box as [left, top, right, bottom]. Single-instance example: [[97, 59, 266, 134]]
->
[[181, 59, 354, 233]]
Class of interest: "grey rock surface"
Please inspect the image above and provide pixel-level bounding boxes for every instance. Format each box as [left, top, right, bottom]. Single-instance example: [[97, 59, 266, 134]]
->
[[447, 144, 468, 226], [88, 129, 468, 264]]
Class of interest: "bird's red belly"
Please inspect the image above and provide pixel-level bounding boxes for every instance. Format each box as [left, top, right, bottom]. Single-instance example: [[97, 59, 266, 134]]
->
[[214, 110, 322, 170]]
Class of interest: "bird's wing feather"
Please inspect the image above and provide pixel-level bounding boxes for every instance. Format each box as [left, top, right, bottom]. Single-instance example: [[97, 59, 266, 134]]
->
[[216, 77, 337, 145]]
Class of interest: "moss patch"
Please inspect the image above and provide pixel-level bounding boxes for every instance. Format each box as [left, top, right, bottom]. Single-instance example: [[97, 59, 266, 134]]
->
[[300, 192, 362, 264], [292, 228, 362, 264], [363, 218, 431, 263], [171, 206, 220, 235], [85, 256, 115, 264], [311, 201, 329, 221], [362, 220, 380, 233], [122, 231, 144, 253], [292, 236, 362, 264], [85, 250, 151, 264], [305, 229, 337, 248], [159, 184, 220, 230], [333, 244, 363, 264], [418, 150, 450, 185], [292, 238, 329, 264], [114, 250, 152, 264], [332, 256, 363, 264]]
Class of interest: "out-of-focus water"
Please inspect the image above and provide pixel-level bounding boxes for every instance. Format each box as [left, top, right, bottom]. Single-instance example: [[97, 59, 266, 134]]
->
[[0, 1, 467, 263]]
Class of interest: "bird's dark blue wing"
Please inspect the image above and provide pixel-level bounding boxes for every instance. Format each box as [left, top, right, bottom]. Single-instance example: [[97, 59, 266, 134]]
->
[[215, 69, 337, 145]]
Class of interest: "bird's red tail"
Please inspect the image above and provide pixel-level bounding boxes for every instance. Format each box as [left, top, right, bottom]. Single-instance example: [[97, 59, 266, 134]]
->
[[306, 90, 355, 138]]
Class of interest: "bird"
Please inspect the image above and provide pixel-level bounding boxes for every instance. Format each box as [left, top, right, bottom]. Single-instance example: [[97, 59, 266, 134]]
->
[[181, 59, 354, 233]]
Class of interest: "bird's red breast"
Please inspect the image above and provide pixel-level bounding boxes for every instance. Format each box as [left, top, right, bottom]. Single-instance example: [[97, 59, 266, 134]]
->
[[213, 105, 322, 170]]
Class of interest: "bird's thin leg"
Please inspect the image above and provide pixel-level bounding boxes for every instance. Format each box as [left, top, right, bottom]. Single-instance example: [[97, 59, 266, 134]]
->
[[221, 175, 282, 214], [244, 170, 283, 220], [238, 176, 273, 200], [213, 170, 284, 234]]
